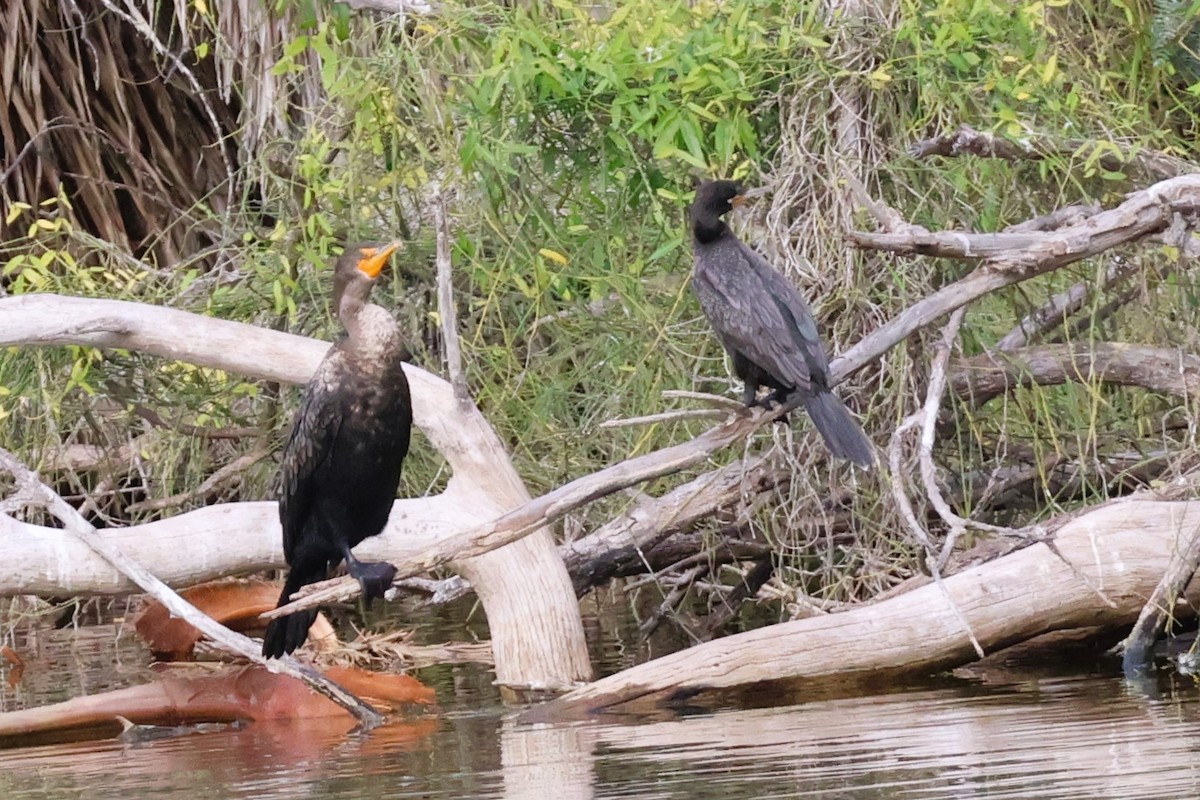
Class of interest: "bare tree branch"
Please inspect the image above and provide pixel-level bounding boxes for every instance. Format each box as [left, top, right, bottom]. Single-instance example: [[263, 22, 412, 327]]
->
[[1122, 525, 1200, 676], [909, 124, 1195, 181], [834, 174, 1200, 382], [433, 186, 468, 405], [126, 445, 272, 513], [995, 256, 1140, 351], [949, 343, 1200, 405]]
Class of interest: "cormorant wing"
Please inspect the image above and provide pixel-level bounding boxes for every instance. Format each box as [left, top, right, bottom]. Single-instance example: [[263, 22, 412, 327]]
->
[[278, 351, 345, 563], [699, 237, 832, 393]]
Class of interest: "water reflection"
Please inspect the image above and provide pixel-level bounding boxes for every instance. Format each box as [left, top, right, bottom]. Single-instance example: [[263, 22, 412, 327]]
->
[[7, 670, 1200, 799]]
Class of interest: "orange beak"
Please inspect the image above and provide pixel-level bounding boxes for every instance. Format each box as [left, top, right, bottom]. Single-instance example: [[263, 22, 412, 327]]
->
[[356, 242, 400, 279], [730, 194, 748, 208]]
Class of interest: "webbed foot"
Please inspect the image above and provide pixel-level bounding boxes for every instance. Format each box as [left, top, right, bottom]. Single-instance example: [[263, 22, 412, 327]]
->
[[348, 560, 398, 609]]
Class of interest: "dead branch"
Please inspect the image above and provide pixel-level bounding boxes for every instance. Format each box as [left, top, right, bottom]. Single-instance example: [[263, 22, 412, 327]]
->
[[950, 343, 1200, 405], [433, 187, 468, 404], [125, 445, 272, 513], [344, 0, 435, 12], [128, 403, 261, 440], [995, 256, 1140, 351], [1122, 525, 1200, 676], [698, 556, 775, 641], [562, 455, 789, 595], [267, 409, 785, 617], [599, 408, 727, 429], [843, 173, 1200, 264], [1003, 204, 1102, 234], [888, 308, 985, 658], [638, 564, 708, 639], [0, 447, 384, 728], [844, 229, 1050, 259], [910, 124, 1195, 181], [834, 173, 1200, 382]]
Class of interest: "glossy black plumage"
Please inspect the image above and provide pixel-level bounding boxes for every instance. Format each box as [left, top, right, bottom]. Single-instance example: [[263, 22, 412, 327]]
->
[[262, 242, 413, 658], [690, 180, 874, 468]]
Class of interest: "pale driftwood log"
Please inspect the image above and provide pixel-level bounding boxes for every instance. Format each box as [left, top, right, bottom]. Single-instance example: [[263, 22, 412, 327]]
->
[[0, 293, 591, 690], [0, 448, 385, 727], [536, 499, 1200, 717]]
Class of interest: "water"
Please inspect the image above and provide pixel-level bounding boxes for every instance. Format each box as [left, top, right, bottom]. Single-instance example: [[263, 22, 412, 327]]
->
[[4, 620, 1200, 798]]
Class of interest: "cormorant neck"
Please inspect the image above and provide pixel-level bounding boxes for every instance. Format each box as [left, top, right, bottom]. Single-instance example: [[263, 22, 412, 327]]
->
[[692, 215, 729, 245], [338, 282, 374, 341]]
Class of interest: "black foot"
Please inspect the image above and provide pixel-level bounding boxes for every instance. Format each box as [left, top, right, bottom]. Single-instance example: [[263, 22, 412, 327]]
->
[[756, 391, 792, 423], [348, 560, 398, 609]]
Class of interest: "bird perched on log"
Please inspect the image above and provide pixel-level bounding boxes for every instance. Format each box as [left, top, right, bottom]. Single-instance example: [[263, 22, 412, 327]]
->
[[262, 242, 413, 658], [690, 180, 874, 468]]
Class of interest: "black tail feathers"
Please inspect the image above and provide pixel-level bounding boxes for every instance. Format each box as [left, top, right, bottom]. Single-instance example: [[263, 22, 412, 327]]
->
[[802, 391, 875, 468], [261, 564, 323, 659]]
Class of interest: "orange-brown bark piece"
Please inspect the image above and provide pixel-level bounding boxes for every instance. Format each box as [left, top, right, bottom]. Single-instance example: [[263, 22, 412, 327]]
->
[[133, 579, 336, 660], [0, 664, 435, 748]]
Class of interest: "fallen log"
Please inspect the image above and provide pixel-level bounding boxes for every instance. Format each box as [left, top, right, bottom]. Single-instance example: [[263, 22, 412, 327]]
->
[[533, 499, 1200, 718]]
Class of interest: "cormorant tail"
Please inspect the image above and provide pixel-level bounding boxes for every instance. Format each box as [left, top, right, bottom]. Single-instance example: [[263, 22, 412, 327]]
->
[[801, 392, 875, 468], [262, 564, 322, 658]]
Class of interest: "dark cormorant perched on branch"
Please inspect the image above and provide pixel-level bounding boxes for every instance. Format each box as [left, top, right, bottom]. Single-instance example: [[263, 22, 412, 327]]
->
[[262, 242, 413, 658], [690, 180, 874, 468]]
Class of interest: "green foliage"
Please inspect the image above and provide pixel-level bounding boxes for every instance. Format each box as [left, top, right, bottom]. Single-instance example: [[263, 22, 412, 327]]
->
[[459, 0, 790, 299], [1152, 0, 1200, 82]]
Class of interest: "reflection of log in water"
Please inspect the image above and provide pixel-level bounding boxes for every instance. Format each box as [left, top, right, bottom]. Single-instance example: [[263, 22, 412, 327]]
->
[[500, 718, 597, 800], [0, 665, 434, 748], [580, 678, 1200, 798], [536, 500, 1200, 717]]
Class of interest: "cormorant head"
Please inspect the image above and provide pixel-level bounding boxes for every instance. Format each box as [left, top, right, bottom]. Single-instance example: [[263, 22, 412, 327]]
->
[[691, 180, 747, 244], [693, 180, 746, 218], [332, 241, 401, 316]]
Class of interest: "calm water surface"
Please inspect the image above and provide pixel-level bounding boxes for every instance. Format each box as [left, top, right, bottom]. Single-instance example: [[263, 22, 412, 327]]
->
[[2, 621, 1200, 798]]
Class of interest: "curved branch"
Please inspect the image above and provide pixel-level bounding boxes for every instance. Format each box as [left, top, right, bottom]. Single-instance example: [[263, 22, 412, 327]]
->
[[949, 343, 1200, 405], [910, 124, 1195, 181]]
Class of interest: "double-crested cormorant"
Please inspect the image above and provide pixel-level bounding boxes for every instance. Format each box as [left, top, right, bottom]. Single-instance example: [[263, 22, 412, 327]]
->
[[690, 180, 874, 468], [262, 242, 413, 658]]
